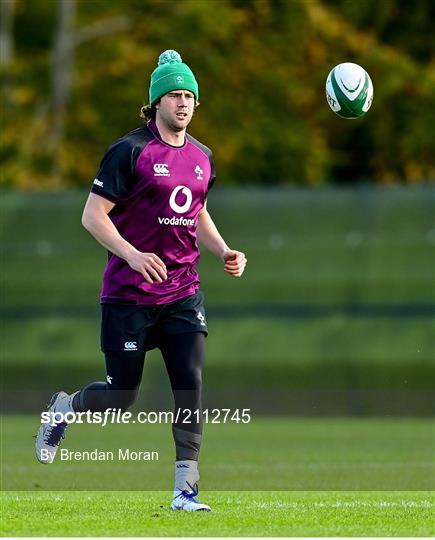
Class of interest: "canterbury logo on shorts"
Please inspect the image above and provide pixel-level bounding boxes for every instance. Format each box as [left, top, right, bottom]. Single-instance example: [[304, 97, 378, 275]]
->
[[124, 341, 138, 351]]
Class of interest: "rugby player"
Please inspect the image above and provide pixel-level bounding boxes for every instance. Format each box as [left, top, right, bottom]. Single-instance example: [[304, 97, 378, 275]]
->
[[35, 50, 247, 511]]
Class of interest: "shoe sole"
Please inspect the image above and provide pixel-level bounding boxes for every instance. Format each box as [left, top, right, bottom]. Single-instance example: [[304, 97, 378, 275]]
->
[[170, 505, 211, 512]]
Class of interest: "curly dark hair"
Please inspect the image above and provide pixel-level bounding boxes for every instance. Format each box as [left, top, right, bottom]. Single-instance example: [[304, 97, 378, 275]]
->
[[139, 102, 158, 123]]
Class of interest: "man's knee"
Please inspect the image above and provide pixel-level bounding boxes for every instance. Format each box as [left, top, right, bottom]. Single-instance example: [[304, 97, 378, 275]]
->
[[183, 365, 202, 390], [108, 387, 139, 411], [77, 382, 138, 412]]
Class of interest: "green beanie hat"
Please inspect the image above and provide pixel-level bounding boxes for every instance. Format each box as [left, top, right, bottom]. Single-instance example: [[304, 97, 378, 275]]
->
[[149, 50, 199, 104]]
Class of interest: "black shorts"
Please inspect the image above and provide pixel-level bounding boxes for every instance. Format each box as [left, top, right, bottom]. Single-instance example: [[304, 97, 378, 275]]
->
[[100, 290, 208, 355]]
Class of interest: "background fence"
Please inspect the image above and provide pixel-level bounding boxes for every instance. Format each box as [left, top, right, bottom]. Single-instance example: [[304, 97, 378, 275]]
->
[[1, 186, 434, 414]]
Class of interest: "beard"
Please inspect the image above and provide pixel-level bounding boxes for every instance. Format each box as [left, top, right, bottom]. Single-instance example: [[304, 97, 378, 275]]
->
[[169, 119, 187, 132], [160, 109, 193, 132]]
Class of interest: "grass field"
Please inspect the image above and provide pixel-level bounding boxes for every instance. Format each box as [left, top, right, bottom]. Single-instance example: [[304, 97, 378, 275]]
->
[[1, 188, 433, 535], [2, 490, 433, 536], [2, 417, 434, 536], [2, 415, 435, 536], [2, 416, 434, 492]]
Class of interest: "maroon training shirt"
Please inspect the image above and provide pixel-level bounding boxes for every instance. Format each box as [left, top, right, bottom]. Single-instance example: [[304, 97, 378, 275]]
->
[[90, 121, 216, 305]]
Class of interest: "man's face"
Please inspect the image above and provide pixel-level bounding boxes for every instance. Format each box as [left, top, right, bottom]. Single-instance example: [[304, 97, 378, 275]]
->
[[156, 90, 196, 132]]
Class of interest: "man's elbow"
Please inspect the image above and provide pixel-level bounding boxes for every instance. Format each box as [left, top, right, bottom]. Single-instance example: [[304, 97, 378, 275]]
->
[[81, 209, 93, 232]]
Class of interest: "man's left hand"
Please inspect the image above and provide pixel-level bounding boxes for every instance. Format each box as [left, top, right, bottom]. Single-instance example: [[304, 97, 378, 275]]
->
[[222, 249, 247, 277]]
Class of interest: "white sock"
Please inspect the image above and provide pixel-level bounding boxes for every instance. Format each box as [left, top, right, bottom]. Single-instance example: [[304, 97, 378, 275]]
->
[[174, 460, 200, 492], [54, 391, 78, 415]]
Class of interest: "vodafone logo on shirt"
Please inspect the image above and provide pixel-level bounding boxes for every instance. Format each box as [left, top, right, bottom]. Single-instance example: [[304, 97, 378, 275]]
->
[[158, 185, 195, 227], [169, 186, 192, 213]]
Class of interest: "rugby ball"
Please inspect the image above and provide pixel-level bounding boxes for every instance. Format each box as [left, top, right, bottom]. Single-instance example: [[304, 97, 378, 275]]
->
[[326, 63, 373, 119]]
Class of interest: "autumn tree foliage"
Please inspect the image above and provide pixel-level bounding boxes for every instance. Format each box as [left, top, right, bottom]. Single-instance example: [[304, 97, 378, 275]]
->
[[1, 0, 434, 189]]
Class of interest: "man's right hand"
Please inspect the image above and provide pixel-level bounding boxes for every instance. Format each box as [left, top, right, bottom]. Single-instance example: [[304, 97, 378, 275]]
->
[[82, 194, 167, 284], [127, 251, 167, 284]]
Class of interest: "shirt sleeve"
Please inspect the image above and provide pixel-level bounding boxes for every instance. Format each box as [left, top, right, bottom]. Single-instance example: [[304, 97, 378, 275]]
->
[[91, 140, 135, 203], [206, 154, 216, 196]]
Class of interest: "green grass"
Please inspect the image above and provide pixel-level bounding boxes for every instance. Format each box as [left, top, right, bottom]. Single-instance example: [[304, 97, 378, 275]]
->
[[2, 416, 433, 491], [1, 490, 434, 536], [1, 189, 433, 535]]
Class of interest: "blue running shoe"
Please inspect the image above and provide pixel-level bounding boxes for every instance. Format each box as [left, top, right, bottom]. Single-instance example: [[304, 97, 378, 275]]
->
[[170, 482, 211, 511]]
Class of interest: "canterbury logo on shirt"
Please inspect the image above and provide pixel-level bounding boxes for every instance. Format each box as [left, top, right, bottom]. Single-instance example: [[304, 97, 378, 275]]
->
[[153, 163, 170, 176]]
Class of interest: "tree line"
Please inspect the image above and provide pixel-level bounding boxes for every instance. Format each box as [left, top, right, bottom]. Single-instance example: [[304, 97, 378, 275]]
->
[[1, 0, 434, 189]]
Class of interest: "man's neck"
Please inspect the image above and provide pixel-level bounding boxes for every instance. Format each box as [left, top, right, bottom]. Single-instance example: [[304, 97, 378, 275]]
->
[[155, 118, 186, 147]]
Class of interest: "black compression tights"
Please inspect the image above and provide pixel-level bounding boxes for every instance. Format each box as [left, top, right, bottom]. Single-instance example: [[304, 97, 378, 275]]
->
[[72, 332, 205, 460]]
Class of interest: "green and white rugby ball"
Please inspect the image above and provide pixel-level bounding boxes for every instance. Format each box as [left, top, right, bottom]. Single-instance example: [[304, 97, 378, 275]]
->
[[326, 63, 373, 119]]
